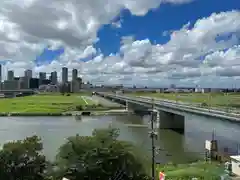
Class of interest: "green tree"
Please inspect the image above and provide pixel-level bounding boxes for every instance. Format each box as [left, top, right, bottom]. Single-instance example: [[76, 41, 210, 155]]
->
[[54, 127, 151, 180], [0, 135, 47, 180]]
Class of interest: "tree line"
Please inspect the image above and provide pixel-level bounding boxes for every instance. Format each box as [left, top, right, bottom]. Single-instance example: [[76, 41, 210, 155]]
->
[[0, 127, 151, 180]]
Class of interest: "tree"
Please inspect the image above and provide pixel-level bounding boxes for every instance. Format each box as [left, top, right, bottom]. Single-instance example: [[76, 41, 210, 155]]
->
[[54, 127, 151, 180], [0, 135, 47, 180]]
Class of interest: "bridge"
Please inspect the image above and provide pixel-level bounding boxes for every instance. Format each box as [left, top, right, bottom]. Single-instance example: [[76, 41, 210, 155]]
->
[[97, 92, 240, 133]]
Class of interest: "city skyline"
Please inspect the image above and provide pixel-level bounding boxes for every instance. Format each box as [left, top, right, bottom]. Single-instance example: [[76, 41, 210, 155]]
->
[[0, 65, 84, 92], [0, 66, 83, 82]]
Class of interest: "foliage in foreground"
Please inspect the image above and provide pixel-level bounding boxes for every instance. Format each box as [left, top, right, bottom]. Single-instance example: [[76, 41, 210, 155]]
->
[[0, 127, 151, 180], [0, 135, 47, 180], [54, 127, 151, 179]]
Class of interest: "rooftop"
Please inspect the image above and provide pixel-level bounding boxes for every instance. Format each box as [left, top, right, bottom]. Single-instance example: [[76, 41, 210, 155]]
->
[[230, 155, 240, 162]]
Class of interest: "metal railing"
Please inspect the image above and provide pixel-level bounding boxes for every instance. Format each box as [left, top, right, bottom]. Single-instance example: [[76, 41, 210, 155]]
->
[[103, 93, 240, 121]]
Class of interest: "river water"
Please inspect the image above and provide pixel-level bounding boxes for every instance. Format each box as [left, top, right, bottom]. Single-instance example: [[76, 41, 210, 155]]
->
[[0, 114, 240, 163]]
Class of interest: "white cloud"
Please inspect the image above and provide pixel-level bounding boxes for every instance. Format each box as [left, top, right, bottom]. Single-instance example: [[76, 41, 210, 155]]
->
[[79, 10, 240, 87], [0, 0, 239, 88]]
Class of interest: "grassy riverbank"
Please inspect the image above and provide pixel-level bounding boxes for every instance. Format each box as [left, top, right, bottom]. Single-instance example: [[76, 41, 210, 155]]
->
[[0, 93, 97, 113], [129, 92, 240, 109], [156, 161, 225, 179]]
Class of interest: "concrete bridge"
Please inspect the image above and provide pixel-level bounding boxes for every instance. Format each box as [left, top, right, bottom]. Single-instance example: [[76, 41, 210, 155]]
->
[[97, 92, 240, 133]]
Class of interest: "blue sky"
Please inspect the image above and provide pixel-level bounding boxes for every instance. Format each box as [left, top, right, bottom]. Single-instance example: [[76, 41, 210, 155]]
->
[[1, 0, 239, 87], [35, 0, 239, 64]]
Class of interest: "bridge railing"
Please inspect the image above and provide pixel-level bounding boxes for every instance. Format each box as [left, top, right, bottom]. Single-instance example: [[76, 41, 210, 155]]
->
[[136, 96, 240, 115]]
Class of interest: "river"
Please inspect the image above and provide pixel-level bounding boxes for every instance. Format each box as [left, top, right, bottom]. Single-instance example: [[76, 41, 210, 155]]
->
[[0, 114, 240, 163]]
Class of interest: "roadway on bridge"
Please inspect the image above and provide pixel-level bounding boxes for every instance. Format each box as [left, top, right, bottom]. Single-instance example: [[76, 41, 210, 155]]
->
[[134, 96, 240, 117], [100, 93, 240, 122]]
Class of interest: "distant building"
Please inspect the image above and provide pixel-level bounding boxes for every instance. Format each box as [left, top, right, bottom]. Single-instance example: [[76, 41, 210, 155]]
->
[[62, 67, 68, 83], [230, 155, 240, 177], [18, 77, 29, 89], [50, 71, 58, 85], [29, 78, 39, 89], [77, 77, 82, 89], [3, 80, 18, 90], [39, 84, 58, 92], [41, 79, 51, 85], [70, 80, 79, 93], [39, 72, 46, 85], [210, 88, 222, 93], [7, 70, 14, 81], [24, 69, 32, 79], [82, 83, 93, 89], [14, 77, 20, 81], [72, 69, 78, 81]]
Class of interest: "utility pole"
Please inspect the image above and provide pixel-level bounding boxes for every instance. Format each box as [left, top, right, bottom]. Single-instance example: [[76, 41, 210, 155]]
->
[[149, 98, 158, 180]]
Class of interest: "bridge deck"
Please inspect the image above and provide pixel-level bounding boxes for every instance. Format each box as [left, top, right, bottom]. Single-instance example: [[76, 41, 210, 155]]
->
[[100, 93, 240, 123]]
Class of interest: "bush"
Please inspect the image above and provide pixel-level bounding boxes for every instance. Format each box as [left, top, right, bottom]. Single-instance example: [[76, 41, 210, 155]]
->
[[201, 102, 208, 107], [75, 105, 84, 111]]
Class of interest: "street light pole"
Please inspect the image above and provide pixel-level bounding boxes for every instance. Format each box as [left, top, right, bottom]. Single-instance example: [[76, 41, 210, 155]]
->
[[149, 98, 157, 180]]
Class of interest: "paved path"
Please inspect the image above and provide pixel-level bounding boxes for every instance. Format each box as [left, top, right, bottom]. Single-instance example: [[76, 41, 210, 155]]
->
[[87, 95, 123, 107]]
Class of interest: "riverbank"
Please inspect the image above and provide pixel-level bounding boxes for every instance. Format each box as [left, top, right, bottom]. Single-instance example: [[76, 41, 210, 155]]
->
[[0, 93, 127, 116], [0, 108, 130, 116], [156, 161, 225, 179], [0, 93, 97, 113]]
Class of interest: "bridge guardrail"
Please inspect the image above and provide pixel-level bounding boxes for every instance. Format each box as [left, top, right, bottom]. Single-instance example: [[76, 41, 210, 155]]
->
[[105, 94, 240, 118], [137, 96, 240, 115]]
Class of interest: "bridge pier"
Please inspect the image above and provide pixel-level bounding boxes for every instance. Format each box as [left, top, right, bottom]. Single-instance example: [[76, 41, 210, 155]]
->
[[154, 111, 185, 133], [126, 100, 129, 111]]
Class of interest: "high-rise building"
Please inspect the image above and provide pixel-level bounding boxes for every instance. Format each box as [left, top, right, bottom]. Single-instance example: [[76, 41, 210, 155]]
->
[[62, 67, 68, 83], [39, 72, 46, 86], [29, 78, 39, 89], [7, 70, 14, 81], [51, 71, 58, 84], [39, 72, 46, 80], [77, 77, 82, 89], [72, 69, 78, 81], [24, 69, 32, 78]]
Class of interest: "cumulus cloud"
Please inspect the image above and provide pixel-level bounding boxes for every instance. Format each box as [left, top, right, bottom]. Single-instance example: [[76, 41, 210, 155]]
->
[[80, 10, 240, 87], [0, 0, 239, 87]]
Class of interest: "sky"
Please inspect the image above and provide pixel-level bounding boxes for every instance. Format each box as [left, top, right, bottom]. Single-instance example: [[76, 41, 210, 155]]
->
[[0, 0, 239, 88]]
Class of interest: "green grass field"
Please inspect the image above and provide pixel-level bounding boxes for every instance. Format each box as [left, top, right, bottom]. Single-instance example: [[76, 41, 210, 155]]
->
[[128, 92, 240, 109], [0, 93, 96, 113], [156, 161, 225, 179]]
